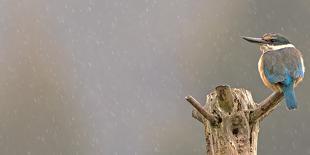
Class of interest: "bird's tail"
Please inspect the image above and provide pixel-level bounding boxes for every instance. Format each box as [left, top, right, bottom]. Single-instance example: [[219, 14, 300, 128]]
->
[[282, 83, 297, 110]]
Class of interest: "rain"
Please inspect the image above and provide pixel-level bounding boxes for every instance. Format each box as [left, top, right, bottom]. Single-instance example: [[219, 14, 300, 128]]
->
[[0, 0, 309, 154]]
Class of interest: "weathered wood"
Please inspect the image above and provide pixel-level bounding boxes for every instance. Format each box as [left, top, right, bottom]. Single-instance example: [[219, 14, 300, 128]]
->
[[186, 85, 284, 155], [186, 96, 220, 125], [250, 92, 284, 123], [215, 85, 234, 114]]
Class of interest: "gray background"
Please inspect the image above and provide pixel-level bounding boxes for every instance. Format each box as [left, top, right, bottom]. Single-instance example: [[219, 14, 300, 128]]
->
[[0, 0, 309, 154]]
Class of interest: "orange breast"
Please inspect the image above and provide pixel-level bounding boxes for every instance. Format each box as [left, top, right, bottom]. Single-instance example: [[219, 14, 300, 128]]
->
[[258, 55, 281, 91], [295, 76, 303, 87]]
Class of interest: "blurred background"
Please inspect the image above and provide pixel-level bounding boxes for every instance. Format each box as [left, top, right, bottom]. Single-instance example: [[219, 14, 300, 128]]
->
[[0, 0, 309, 154]]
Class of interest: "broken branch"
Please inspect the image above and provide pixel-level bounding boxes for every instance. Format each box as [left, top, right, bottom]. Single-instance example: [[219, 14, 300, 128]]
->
[[185, 95, 218, 124], [250, 91, 284, 123]]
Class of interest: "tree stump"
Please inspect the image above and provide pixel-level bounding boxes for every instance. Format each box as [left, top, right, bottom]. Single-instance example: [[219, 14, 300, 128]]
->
[[186, 85, 284, 155]]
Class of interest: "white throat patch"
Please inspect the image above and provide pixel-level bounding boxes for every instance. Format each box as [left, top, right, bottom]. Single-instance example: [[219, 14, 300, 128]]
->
[[260, 44, 295, 52], [267, 44, 295, 50]]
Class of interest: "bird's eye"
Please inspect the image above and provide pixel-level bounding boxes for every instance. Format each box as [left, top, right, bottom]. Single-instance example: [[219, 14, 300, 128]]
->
[[269, 37, 277, 42]]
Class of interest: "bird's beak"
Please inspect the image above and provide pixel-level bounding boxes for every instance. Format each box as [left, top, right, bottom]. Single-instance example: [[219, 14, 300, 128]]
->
[[241, 36, 268, 44]]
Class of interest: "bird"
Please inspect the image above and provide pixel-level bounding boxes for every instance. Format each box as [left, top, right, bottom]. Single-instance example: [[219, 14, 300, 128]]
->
[[242, 33, 305, 110]]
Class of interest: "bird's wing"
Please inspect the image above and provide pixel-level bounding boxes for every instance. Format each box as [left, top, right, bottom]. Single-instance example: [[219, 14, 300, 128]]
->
[[262, 47, 304, 85]]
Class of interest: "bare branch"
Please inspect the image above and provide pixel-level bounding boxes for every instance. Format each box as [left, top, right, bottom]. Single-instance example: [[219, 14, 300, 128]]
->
[[192, 109, 204, 123], [250, 91, 284, 123], [186, 87, 287, 154], [215, 85, 234, 113], [185, 95, 218, 124]]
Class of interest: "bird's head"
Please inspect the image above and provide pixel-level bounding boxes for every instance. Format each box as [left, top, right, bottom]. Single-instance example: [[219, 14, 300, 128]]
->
[[242, 33, 293, 52]]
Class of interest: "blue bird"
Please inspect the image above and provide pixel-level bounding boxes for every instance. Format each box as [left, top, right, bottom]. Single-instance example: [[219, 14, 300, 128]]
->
[[242, 33, 305, 110]]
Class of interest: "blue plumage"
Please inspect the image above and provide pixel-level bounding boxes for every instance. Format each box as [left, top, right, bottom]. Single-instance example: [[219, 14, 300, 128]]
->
[[262, 48, 304, 110], [243, 33, 305, 110], [282, 81, 297, 110], [263, 68, 285, 84]]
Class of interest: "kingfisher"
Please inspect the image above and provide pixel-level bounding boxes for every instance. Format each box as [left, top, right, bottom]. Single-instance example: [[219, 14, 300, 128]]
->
[[242, 33, 305, 110]]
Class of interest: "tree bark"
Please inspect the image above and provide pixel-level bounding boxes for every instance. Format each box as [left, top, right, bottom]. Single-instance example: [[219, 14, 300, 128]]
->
[[185, 85, 283, 155]]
